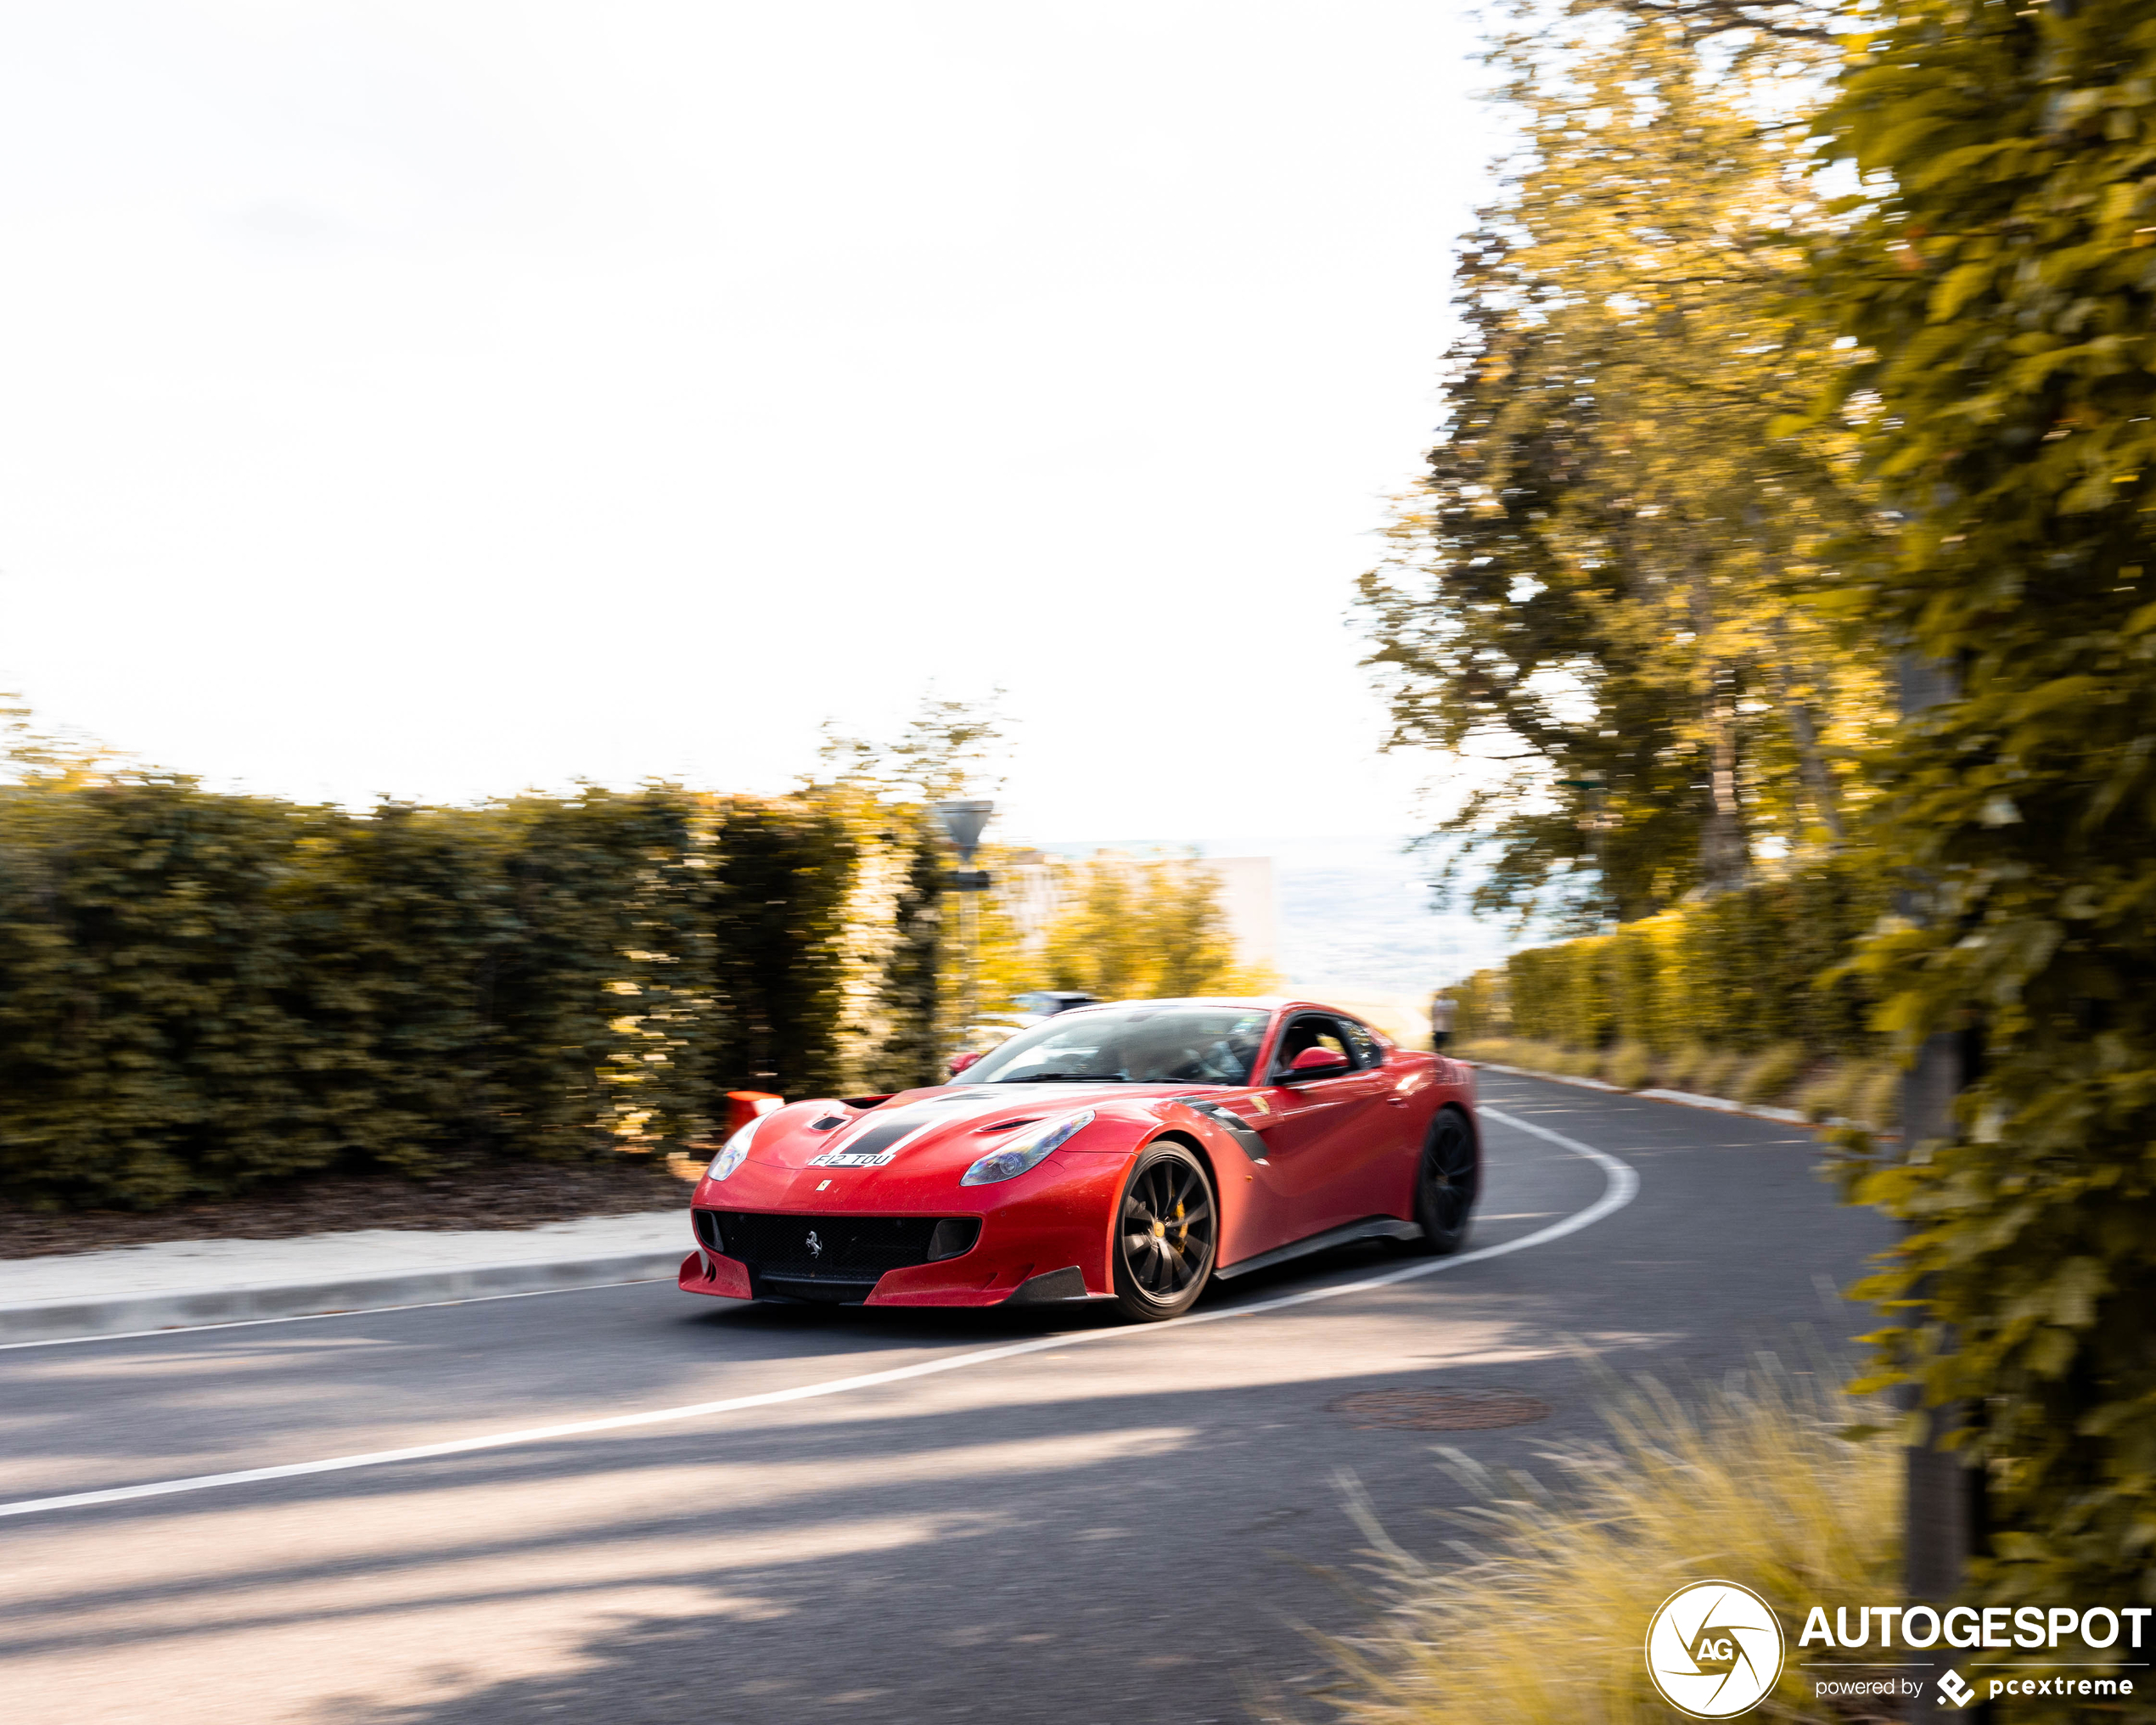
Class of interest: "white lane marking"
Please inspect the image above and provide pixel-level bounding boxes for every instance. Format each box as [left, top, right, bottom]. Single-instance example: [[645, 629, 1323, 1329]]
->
[[0, 1278, 677, 1354], [0, 1104, 1633, 1520]]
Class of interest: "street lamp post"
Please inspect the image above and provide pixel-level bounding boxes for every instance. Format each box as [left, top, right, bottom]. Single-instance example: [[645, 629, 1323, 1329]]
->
[[932, 800, 995, 1059]]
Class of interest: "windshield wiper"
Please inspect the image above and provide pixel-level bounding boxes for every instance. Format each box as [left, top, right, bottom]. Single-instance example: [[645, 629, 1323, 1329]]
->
[[993, 1072, 1126, 1083]]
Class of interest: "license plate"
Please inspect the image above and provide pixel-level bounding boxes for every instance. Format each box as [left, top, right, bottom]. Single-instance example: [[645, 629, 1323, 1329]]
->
[[806, 1149, 898, 1169]]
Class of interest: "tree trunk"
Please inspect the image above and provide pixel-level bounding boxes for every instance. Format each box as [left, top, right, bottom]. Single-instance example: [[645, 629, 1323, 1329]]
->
[[1688, 547, 1749, 894], [1765, 613, 1847, 845], [1742, 537, 1846, 848], [1698, 666, 1749, 891]]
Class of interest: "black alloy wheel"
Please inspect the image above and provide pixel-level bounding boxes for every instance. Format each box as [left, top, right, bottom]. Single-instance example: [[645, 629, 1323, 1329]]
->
[[1412, 1107, 1478, 1255], [1111, 1143, 1217, 1322]]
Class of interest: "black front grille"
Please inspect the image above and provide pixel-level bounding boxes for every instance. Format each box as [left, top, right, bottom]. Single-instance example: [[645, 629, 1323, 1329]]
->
[[695, 1210, 979, 1285]]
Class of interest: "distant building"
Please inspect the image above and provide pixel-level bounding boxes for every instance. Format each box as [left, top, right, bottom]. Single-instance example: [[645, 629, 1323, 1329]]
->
[[1203, 856, 1277, 976], [998, 850, 1060, 948]]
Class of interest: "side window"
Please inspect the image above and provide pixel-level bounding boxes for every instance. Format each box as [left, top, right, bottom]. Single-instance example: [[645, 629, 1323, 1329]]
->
[[1341, 1019, 1381, 1069], [1272, 1014, 1351, 1078]]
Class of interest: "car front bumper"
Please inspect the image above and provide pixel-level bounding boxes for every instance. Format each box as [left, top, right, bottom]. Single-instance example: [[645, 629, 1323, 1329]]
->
[[675, 1153, 1126, 1307]]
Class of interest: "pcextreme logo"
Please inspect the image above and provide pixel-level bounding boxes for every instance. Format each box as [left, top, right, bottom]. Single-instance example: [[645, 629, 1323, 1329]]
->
[[1645, 1581, 1786, 1718]]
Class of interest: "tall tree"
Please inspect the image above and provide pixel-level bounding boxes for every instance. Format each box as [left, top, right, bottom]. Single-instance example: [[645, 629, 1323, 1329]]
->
[[1360, 13, 1887, 927]]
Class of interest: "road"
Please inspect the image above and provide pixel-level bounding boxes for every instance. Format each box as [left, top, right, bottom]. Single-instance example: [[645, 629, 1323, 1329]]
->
[[0, 1072, 1895, 1724]]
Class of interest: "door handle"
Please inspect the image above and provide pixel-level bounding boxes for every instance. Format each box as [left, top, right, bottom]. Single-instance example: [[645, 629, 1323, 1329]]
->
[[1386, 1093, 1412, 1106]]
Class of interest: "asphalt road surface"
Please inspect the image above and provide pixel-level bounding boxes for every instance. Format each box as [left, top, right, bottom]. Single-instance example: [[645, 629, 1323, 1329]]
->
[[0, 1072, 1896, 1724]]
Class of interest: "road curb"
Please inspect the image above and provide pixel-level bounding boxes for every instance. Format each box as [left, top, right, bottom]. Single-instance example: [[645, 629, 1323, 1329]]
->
[[1465, 1060, 1888, 1136], [0, 1248, 686, 1345]]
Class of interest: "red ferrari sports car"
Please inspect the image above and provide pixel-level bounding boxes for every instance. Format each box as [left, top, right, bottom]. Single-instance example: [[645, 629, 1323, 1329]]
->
[[677, 997, 1478, 1323]]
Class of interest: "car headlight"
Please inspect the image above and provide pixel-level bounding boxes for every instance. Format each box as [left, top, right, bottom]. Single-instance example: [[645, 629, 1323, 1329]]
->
[[961, 1109, 1095, 1187], [706, 1115, 762, 1183]]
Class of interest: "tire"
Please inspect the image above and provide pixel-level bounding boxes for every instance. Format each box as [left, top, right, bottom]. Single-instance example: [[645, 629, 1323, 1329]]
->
[[1410, 1107, 1479, 1255], [1110, 1142, 1218, 1322]]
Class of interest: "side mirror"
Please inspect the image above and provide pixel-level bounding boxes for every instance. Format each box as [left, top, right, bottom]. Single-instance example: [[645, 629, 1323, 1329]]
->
[[949, 1050, 982, 1076], [1284, 1046, 1351, 1080]]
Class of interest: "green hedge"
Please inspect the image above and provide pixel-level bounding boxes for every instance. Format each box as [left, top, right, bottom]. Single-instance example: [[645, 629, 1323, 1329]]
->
[[1454, 859, 1884, 1057], [0, 779, 943, 1211]]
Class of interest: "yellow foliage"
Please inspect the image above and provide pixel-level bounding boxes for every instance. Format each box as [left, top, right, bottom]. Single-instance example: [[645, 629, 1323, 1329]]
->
[[960, 851, 1266, 1026], [1038, 855, 1245, 1000]]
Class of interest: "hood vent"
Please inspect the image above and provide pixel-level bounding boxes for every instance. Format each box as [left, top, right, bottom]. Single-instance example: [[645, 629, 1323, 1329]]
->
[[836, 1115, 931, 1159]]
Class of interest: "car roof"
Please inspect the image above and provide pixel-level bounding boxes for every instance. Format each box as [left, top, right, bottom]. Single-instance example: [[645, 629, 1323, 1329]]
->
[[1053, 996, 1363, 1017]]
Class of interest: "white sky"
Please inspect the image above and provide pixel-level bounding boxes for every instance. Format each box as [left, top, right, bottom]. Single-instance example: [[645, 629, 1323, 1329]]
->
[[0, 1, 1490, 847]]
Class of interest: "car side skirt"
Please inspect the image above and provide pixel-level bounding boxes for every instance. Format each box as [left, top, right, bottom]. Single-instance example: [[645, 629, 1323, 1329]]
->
[[1211, 1216, 1424, 1281]]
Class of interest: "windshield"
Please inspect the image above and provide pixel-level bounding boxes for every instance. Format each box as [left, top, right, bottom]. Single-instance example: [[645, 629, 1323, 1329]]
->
[[966, 1005, 1272, 1087]]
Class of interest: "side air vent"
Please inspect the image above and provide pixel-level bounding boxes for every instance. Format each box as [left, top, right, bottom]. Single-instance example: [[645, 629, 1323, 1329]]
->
[[926, 1217, 981, 1261]]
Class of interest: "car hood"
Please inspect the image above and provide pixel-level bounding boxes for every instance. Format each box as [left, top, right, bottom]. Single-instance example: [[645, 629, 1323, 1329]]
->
[[744, 1082, 1219, 1175]]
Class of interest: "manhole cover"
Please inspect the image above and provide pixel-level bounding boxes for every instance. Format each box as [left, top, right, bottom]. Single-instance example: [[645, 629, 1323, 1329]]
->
[[1330, 1387, 1552, 1431]]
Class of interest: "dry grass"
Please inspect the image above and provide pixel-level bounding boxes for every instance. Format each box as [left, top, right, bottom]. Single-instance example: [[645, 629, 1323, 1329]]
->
[[1689, 1048, 1743, 1098], [1455, 1037, 1601, 1080], [1659, 1044, 1709, 1090], [1315, 1363, 1898, 1725], [1793, 1059, 1902, 1131], [1853, 1065, 1900, 1131], [1794, 1063, 1858, 1123], [1602, 1042, 1656, 1091], [1735, 1043, 1810, 1106], [1459, 1039, 1901, 1134]]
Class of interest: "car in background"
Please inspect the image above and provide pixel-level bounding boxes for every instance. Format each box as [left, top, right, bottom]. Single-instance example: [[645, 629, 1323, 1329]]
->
[[678, 997, 1478, 1323], [949, 990, 1104, 1062], [1013, 990, 1100, 1022]]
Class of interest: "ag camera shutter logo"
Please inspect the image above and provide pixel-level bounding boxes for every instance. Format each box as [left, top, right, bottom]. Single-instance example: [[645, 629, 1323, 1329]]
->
[[1645, 1580, 1785, 1717]]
